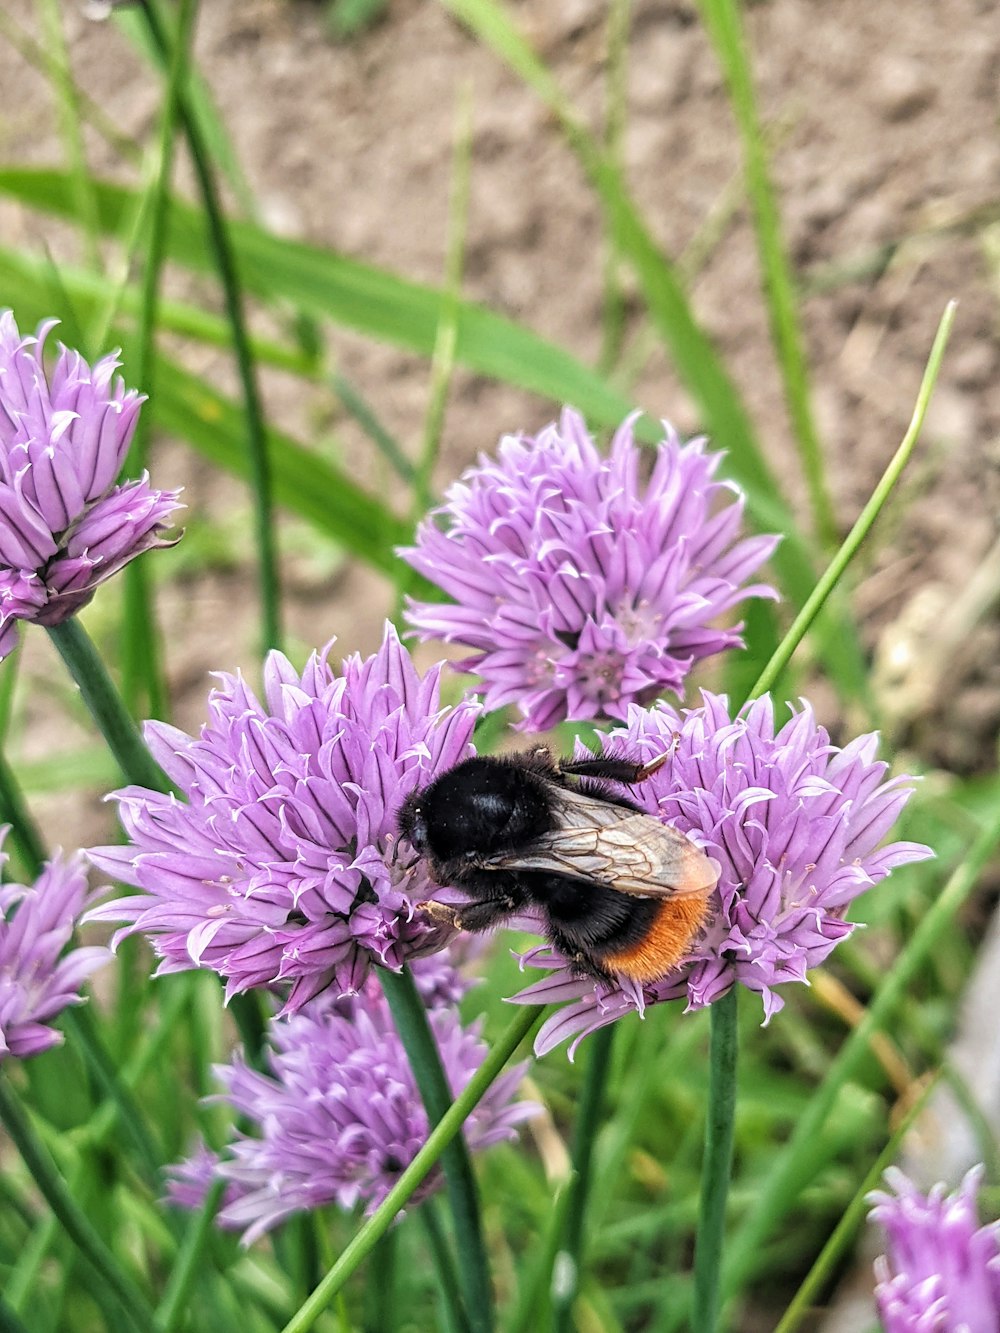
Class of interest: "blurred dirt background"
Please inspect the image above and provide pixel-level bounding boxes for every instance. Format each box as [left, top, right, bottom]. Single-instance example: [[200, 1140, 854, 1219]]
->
[[1, 0, 999, 839]]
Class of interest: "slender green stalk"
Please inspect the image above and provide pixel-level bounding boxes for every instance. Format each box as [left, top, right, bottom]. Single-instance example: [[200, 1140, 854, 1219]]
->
[[365, 1227, 398, 1333], [691, 988, 738, 1333], [504, 1178, 574, 1333], [156, 1179, 225, 1332], [0, 1073, 159, 1333], [280, 1003, 545, 1333], [61, 1008, 164, 1183], [723, 805, 1000, 1300], [421, 1198, 473, 1333], [412, 85, 473, 524], [37, 0, 102, 274], [696, 0, 835, 548], [138, 0, 282, 654], [0, 744, 47, 873], [552, 1022, 615, 1332], [0, 9, 140, 163], [598, 0, 631, 375], [749, 300, 956, 701], [121, 0, 198, 718], [46, 618, 169, 792], [379, 966, 493, 1333], [773, 1072, 940, 1333], [0, 742, 166, 1184], [682, 300, 954, 1324], [330, 369, 415, 484], [0, 1295, 29, 1333]]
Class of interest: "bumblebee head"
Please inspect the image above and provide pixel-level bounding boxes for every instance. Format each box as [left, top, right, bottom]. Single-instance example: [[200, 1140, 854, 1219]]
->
[[396, 790, 429, 854]]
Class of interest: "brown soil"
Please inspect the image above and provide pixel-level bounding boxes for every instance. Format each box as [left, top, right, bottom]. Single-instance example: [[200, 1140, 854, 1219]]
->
[[1, 0, 999, 819]]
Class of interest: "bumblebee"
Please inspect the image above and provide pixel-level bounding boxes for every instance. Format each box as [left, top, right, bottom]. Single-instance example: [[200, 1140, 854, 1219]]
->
[[397, 748, 720, 984]]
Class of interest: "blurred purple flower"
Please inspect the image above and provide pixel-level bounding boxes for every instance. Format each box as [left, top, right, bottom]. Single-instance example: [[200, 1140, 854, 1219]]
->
[[0, 842, 109, 1060], [868, 1166, 1000, 1332], [401, 407, 778, 731], [166, 961, 534, 1245], [0, 311, 182, 659], [88, 625, 480, 1012], [163, 1140, 242, 1221], [511, 694, 932, 1056]]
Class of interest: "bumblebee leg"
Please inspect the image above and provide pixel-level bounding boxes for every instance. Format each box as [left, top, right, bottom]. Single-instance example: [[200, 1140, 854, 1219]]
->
[[417, 897, 518, 934]]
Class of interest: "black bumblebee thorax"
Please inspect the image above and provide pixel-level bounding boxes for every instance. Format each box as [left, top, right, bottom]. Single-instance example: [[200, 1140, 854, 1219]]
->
[[407, 756, 554, 862]]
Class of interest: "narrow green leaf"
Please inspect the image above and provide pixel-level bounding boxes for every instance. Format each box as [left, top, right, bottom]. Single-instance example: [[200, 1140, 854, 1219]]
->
[[149, 352, 409, 568], [697, 0, 836, 546], [0, 167, 636, 429]]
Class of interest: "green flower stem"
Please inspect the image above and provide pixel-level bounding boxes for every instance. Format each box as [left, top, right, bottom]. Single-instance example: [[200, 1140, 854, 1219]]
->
[[696, 0, 836, 549], [552, 1021, 616, 1332], [0, 1072, 159, 1333], [46, 617, 170, 792], [155, 1179, 225, 1333], [138, 0, 282, 654], [0, 739, 166, 1185], [379, 965, 493, 1333], [691, 988, 739, 1333], [48, 620, 268, 1065], [280, 1003, 545, 1333], [723, 805, 1000, 1300], [748, 299, 956, 701], [121, 0, 198, 719], [0, 744, 47, 874], [420, 1197, 473, 1333], [0, 1294, 29, 1333], [684, 304, 955, 1328]]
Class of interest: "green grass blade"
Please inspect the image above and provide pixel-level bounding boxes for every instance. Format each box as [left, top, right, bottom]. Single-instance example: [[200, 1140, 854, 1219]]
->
[[773, 1073, 940, 1333], [0, 167, 637, 429], [691, 988, 739, 1333], [138, 0, 282, 654], [0, 1075, 159, 1333], [36, 0, 102, 274], [380, 968, 493, 1333], [0, 242, 313, 374], [113, 0, 258, 218], [120, 0, 197, 720], [0, 247, 407, 569], [722, 806, 1000, 1303], [749, 301, 957, 700], [149, 351, 409, 568], [697, 0, 836, 547]]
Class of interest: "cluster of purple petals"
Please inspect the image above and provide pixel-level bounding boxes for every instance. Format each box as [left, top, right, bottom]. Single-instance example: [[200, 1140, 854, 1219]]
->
[[165, 957, 533, 1244], [401, 407, 778, 732], [0, 841, 109, 1060], [0, 311, 182, 659], [868, 1166, 1000, 1332], [511, 693, 932, 1056], [87, 625, 481, 1012]]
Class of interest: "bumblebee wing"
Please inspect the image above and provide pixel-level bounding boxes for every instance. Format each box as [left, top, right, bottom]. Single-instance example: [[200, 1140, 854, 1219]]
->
[[477, 785, 720, 899]]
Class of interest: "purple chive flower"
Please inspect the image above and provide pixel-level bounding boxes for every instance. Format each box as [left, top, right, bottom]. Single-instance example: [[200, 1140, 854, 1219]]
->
[[166, 962, 534, 1245], [1, 843, 109, 1060], [0, 311, 182, 659], [401, 407, 779, 732], [510, 694, 932, 1057], [868, 1166, 1000, 1332], [87, 625, 480, 1012]]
